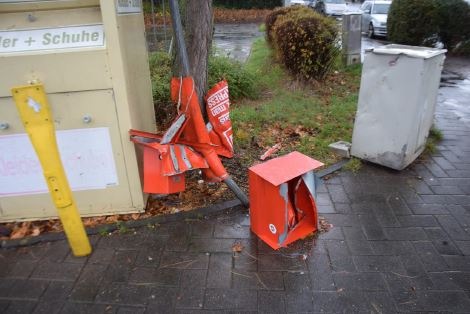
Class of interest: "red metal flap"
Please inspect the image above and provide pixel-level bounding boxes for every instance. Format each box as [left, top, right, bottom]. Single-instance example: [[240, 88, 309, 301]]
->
[[249, 151, 324, 186]]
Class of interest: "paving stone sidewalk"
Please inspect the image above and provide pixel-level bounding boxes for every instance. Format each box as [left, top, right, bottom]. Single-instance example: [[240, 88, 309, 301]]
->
[[1, 58, 470, 314]]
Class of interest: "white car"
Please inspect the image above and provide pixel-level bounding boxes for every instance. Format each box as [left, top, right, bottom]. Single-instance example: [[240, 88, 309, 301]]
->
[[361, 0, 392, 38], [314, 0, 348, 17], [286, 0, 317, 6]]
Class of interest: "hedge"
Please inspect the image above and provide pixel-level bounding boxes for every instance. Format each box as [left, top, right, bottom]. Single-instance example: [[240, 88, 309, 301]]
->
[[266, 6, 339, 81], [213, 0, 283, 9], [388, 0, 470, 52]]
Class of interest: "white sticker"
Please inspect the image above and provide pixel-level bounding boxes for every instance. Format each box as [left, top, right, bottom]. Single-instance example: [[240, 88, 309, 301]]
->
[[0, 127, 119, 197], [0, 24, 105, 54], [269, 224, 277, 234], [117, 0, 142, 14]]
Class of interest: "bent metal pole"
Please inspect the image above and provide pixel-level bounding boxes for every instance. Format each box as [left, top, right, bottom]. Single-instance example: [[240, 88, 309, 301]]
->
[[168, 0, 249, 208]]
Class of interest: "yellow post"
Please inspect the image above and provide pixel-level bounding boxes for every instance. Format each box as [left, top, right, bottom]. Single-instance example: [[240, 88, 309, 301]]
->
[[11, 84, 92, 257]]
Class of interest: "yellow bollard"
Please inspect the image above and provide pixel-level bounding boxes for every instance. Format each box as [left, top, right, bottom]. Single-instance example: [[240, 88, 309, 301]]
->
[[11, 84, 92, 257]]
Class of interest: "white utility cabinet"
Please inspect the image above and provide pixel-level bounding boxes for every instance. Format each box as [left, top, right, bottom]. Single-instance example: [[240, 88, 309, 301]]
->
[[351, 44, 446, 170]]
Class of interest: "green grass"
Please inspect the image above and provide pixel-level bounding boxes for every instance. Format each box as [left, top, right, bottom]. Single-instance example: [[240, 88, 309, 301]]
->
[[424, 126, 443, 155], [343, 157, 363, 173], [231, 38, 361, 165]]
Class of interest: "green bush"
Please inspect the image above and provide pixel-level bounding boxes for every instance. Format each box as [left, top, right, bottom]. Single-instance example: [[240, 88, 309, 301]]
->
[[208, 56, 258, 100], [271, 7, 340, 81], [148, 52, 173, 127], [148, 52, 258, 125], [388, 0, 470, 51], [388, 0, 440, 47], [436, 0, 470, 50], [265, 5, 311, 44], [213, 0, 282, 9]]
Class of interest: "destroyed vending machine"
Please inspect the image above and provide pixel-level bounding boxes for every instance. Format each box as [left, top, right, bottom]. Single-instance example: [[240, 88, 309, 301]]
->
[[0, 0, 155, 221]]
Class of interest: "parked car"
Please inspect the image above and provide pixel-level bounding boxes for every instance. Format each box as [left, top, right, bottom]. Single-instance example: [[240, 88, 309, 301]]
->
[[314, 0, 348, 18], [361, 0, 392, 38], [286, 0, 317, 7]]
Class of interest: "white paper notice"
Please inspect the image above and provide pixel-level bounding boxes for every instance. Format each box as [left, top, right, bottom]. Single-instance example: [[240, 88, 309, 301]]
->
[[117, 0, 142, 14], [0, 24, 105, 54], [0, 128, 119, 197]]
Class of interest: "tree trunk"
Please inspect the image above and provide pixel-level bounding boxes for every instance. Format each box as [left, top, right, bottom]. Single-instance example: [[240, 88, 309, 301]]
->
[[183, 0, 213, 116]]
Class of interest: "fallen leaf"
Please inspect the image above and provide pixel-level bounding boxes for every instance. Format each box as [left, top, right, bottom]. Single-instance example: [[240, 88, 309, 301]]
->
[[10, 224, 29, 239], [232, 242, 244, 253], [31, 227, 41, 237], [131, 213, 140, 220]]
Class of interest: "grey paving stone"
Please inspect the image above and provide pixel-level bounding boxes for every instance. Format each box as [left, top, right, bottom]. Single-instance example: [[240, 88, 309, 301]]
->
[[206, 253, 232, 288], [383, 227, 428, 241], [311, 291, 344, 313], [333, 203, 352, 214], [189, 221, 215, 238], [316, 193, 333, 206], [41, 281, 74, 301], [428, 272, 464, 291], [147, 287, 177, 310], [397, 215, 438, 227], [31, 261, 83, 281], [232, 271, 284, 290], [204, 289, 257, 310], [213, 224, 251, 239], [447, 205, 470, 228], [436, 215, 470, 240], [283, 272, 311, 292], [257, 253, 307, 272], [87, 247, 115, 265], [317, 226, 344, 240], [432, 239, 462, 255], [285, 291, 314, 313], [116, 306, 146, 314], [333, 272, 387, 291], [455, 240, 470, 255], [7, 279, 49, 300], [431, 185, 464, 195], [322, 214, 358, 227], [32, 301, 63, 314], [353, 256, 405, 273], [4, 301, 37, 314], [337, 290, 371, 313], [386, 195, 412, 216], [382, 272, 418, 304], [175, 287, 205, 309], [444, 255, 470, 271], [317, 204, 335, 214], [0, 260, 38, 279], [0, 301, 10, 313], [95, 283, 151, 306], [188, 238, 238, 253], [366, 291, 399, 314], [327, 185, 350, 203], [308, 253, 335, 291], [370, 241, 414, 256], [325, 240, 356, 272], [412, 241, 449, 272], [59, 302, 112, 314], [357, 214, 388, 240], [233, 252, 257, 272], [397, 291, 470, 312], [134, 249, 161, 268], [258, 291, 286, 314], [159, 252, 209, 270], [409, 203, 449, 215]]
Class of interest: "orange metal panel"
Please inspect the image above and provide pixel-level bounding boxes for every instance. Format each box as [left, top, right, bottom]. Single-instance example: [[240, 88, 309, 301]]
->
[[249, 152, 323, 250]]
